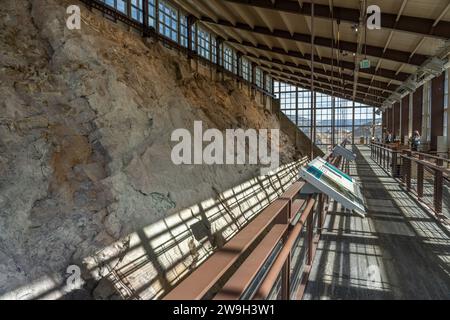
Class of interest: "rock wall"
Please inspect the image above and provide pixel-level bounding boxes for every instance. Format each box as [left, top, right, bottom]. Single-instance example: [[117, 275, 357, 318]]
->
[[0, 0, 312, 299]]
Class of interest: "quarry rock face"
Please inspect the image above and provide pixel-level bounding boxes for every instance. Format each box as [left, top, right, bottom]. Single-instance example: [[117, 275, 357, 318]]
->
[[0, 0, 302, 299]]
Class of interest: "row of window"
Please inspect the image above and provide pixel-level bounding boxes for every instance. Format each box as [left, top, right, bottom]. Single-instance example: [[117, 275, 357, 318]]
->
[[101, 0, 272, 92], [275, 80, 380, 145], [282, 109, 373, 125], [102, 0, 176, 39]]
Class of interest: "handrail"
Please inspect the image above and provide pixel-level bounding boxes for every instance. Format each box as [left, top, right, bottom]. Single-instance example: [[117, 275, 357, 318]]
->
[[409, 150, 450, 164], [163, 172, 308, 300], [429, 150, 450, 157], [370, 142, 403, 177], [372, 142, 450, 164], [371, 142, 404, 152], [165, 142, 348, 300], [370, 142, 448, 218], [163, 197, 292, 300], [401, 154, 450, 174], [213, 224, 288, 300], [253, 197, 316, 300]]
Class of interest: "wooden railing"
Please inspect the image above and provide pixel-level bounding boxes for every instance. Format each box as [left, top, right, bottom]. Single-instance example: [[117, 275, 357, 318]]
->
[[370, 142, 449, 218], [164, 145, 347, 300]]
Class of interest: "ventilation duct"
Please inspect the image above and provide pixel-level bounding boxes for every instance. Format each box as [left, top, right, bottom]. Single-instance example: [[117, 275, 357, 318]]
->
[[382, 43, 450, 107], [422, 57, 446, 76]]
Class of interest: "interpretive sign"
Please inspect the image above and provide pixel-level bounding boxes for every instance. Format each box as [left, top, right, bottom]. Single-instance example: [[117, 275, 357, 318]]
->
[[299, 157, 366, 217], [333, 145, 356, 161]]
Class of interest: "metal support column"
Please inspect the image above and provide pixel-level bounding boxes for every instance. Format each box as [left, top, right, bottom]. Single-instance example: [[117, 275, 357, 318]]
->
[[127, 0, 131, 18], [307, 209, 314, 265], [352, 100, 355, 145], [251, 62, 256, 98], [392, 151, 397, 177], [143, 0, 149, 37], [177, 7, 181, 46], [310, 0, 315, 159], [295, 87, 299, 127], [187, 15, 195, 59], [406, 152, 412, 190], [155, 0, 159, 34], [261, 71, 267, 106], [434, 158, 444, 214], [236, 52, 242, 80], [431, 73, 445, 151], [372, 107, 376, 140], [213, 36, 222, 81], [417, 154, 424, 198], [317, 193, 324, 235], [313, 91, 316, 146], [332, 97, 336, 146]]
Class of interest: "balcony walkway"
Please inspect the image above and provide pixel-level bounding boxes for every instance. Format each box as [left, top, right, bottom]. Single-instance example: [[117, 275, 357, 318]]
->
[[303, 145, 450, 300]]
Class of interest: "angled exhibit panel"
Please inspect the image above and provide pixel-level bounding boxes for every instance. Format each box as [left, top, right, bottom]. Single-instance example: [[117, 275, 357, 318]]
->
[[332, 145, 357, 161], [299, 157, 366, 217]]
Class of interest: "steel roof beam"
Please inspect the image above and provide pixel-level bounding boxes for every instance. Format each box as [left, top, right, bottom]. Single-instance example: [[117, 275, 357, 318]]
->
[[233, 45, 399, 92], [201, 17, 429, 67], [225, 37, 409, 82], [223, 0, 450, 40], [257, 62, 390, 99], [270, 73, 382, 107]]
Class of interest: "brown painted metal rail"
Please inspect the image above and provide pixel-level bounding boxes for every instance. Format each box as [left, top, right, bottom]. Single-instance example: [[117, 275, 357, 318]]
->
[[164, 148, 346, 300], [400, 150, 449, 217], [370, 143, 449, 219], [370, 142, 405, 177], [162, 195, 295, 300], [213, 223, 289, 300], [252, 197, 317, 300], [412, 151, 450, 162]]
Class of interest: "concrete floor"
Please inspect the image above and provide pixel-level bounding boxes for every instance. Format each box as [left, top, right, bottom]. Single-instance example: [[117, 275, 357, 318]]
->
[[304, 145, 450, 300]]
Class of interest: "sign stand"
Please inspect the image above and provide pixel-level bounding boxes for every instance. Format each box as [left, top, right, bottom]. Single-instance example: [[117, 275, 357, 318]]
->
[[299, 183, 321, 195], [299, 157, 366, 218], [332, 145, 356, 161]]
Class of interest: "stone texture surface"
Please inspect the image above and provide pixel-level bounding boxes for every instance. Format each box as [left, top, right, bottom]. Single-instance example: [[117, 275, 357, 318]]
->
[[0, 0, 307, 299]]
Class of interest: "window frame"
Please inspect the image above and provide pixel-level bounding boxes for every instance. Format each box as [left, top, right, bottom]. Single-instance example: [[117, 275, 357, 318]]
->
[[158, 0, 179, 42]]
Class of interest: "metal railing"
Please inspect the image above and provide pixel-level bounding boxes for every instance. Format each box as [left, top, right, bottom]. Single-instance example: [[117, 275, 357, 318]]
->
[[370, 142, 449, 218], [164, 144, 347, 300], [401, 150, 450, 216], [370, 142, 408, 177]]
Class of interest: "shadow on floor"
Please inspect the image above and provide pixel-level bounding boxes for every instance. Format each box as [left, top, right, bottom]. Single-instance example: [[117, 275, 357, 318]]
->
[[304, 145, 450, 300]]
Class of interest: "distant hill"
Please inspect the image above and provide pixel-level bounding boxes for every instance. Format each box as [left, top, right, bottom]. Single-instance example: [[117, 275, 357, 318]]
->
[[283, 112, 374, 128]]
